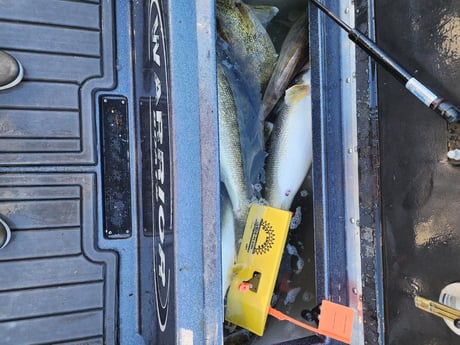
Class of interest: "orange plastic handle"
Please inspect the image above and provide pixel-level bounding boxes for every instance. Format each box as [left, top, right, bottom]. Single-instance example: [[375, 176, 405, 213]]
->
[[268, 306, 319, 333], [268, 305, 352, 344]]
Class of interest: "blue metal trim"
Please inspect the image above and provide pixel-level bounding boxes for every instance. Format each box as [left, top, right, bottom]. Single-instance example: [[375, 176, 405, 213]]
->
[[310, 1, 349, 343], [166, 0, 220, 344], [310, 0, 349, 299], [166, 0, 205, 342], [194, 1, 223, 343]]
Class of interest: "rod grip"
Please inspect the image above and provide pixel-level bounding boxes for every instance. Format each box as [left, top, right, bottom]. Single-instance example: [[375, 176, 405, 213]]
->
[[348, 29, 412, 83]]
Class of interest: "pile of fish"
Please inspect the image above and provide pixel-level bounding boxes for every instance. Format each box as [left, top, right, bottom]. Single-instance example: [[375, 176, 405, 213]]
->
[[217, 0, 312, 304]]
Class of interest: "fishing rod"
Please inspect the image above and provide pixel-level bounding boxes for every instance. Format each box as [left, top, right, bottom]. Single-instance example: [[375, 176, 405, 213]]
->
[[310, 0, 460, 123]]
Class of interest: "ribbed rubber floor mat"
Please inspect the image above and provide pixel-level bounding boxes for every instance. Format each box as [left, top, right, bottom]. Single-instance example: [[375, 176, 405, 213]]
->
[[0, 0, 115, 165], [0, 174, 118, 345], [0, 1, 118, 343]]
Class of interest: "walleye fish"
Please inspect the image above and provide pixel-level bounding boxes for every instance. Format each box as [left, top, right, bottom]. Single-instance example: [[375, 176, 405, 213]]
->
[[265, 68, 312, 211], [216, 0, 278, 96], [221, 192, 237, 301], [217, 63, 250, 242], [217, 37, 266, 207], [262, 13, 309, 119]]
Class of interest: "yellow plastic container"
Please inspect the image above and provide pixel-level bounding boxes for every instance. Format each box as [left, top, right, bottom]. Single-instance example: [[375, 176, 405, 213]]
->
[[225, 204, 292, 336]]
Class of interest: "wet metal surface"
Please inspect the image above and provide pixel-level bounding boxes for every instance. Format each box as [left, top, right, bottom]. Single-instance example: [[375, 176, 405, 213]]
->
[[354, 0, 384, 344], [375, 0, 460, 344]]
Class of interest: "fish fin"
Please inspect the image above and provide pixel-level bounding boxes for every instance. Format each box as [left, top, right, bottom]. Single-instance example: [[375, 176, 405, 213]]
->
[[217, 0, 235, 6], [293, 63, 311, 84], [285, 84, 310, 105], [264, 121, 274, 144], [249, 5, 279, 28]]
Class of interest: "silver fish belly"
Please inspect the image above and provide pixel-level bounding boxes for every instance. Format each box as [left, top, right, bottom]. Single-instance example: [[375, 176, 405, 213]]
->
[[221, 192, 237, 302], [217, 64, 250, 241], [265, 69, 312, 211]]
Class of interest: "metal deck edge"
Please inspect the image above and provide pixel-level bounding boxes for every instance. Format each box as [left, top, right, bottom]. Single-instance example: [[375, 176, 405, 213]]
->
[[336, 1, 366, 344], [354, 0, 386, 344], [310, 0, 365, 343], [195, 0, 223, 344], [310, 0, 348, 317], [167, 0, 217, 344]]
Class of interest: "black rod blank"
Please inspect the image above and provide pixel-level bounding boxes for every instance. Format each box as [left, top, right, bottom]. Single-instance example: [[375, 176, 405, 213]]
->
[[310, 0, 460, 123]]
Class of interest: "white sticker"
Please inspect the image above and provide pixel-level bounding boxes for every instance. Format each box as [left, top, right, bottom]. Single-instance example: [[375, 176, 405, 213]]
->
[[179, 328, 194, 345], [405, 78, 438, 107]]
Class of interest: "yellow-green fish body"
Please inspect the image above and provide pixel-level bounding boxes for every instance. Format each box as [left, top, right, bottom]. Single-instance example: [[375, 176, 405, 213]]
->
[[262, 13, 309, 119], [216, 0, 278, 96]]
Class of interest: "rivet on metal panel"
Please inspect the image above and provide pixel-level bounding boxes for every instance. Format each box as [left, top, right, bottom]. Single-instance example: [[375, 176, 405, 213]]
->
[[350, 218, 361, 226], [352, 287, 358, 295]]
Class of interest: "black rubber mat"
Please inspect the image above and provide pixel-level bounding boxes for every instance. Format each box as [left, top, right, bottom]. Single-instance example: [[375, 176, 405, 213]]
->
[[0, 0, 115, 165], [0, 1, 119, 344], [0, 174, 118, 344]]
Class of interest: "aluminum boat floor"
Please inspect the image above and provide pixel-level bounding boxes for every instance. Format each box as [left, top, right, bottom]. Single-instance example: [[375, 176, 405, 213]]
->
[[376, 1, 460, 344]]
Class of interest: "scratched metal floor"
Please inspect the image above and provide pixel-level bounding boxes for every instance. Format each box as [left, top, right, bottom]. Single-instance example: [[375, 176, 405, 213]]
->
[[375, 1, 460, 344]]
